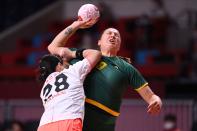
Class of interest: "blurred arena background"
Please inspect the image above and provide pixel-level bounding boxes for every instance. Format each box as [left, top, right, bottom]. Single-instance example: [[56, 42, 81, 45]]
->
[[0, 0, 197, 131]]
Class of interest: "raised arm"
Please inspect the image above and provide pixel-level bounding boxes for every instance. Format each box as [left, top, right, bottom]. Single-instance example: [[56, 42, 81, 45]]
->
[[48, 19, 91, 60], [48, 19, 101, 69]]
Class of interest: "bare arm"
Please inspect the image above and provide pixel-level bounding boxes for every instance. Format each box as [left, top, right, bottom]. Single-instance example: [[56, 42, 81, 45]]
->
[[47, 19, 101, 68], [48, 20, 91, 60], [137, 85, 162, 115], [83, 49, 101, 70]]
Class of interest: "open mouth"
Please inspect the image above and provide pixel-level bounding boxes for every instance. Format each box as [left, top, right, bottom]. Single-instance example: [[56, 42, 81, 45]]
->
[[109, 39, 116, 44]]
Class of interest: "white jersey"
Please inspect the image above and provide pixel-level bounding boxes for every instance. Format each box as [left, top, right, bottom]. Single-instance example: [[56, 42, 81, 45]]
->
[[39, 59, 91, 127]]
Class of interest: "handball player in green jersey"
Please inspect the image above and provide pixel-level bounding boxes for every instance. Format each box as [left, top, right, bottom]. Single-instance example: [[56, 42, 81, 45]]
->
[[48, 18, 162, 131]]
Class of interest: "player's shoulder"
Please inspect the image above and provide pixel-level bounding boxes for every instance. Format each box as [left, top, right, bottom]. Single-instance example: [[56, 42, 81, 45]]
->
[[44, 72, 59, 85], [117, 56, 132, 64], [68, 58, 90, 72], [116, 56, 138, 71]]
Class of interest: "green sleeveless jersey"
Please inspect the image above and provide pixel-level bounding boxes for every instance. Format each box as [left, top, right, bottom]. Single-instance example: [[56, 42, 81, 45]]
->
[[70, 55, 147, 116]]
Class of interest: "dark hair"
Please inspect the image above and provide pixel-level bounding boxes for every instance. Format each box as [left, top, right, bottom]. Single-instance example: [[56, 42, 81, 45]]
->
[[1, 120, 24, 131], [11, 120, 25, 131], [38, 54, 63, 82], [164, 114, 177, 122]]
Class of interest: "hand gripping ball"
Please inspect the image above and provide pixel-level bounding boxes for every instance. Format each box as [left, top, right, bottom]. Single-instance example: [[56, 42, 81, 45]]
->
[[78, 4, 100, 26]]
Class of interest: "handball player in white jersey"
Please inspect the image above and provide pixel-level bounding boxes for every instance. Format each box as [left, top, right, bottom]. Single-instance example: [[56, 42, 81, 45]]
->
[[37, 19, 101, 131]]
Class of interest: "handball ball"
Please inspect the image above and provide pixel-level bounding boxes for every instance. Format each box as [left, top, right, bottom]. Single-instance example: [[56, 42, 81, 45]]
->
[[78, 4, 100, 27]]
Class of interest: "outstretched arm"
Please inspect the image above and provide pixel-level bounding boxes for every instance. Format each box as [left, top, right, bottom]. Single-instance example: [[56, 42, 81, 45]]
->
[[137, 85, 162, 115]]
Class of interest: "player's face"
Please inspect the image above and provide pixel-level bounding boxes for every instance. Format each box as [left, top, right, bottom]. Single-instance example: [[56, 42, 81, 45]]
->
[[98, 28, 121, 53], [56, 61, 69, 72], [63, 61, 70, 69], [56, 63, 64, 72]]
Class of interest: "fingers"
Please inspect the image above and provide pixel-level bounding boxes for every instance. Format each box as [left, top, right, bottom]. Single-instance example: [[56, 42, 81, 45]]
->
[[147, 101, 157, 110], [77, 17, 92, 23], [76, 18, 93, 29], [77, 16, 83, 21], [147, 101, 161, 115], [147, 106, 161, 115], [86, 18, 92, 23]]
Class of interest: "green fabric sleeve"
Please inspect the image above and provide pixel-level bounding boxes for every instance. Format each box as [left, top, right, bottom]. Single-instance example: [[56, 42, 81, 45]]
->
[[126, 64, 148, 90]]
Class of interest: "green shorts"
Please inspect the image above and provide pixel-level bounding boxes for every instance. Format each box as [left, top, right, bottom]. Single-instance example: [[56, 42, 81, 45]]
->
[[83, 103, 117, 131]]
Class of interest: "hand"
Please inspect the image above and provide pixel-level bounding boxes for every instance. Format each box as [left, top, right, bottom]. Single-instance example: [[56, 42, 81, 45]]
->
[[72, 18, 96, 29], [60, 48, 75, 61], [147, 95, 162, 115]]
